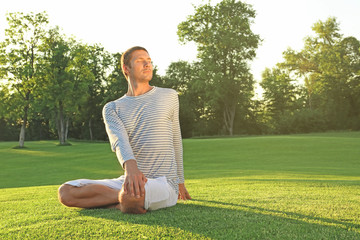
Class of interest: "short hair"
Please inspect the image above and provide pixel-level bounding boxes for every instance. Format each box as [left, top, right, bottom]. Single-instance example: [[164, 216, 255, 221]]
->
[[120, 46, 149, 79]]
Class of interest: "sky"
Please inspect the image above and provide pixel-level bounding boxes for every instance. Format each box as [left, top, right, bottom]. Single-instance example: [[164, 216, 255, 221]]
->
[[1, 0, 360, 97]]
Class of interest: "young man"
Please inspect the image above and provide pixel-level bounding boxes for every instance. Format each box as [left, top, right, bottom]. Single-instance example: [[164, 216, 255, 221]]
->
[[58, 46, 191, 214]]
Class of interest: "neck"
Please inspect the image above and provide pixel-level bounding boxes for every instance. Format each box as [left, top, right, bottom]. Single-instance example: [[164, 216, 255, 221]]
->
[[126, 79, 153, 97]]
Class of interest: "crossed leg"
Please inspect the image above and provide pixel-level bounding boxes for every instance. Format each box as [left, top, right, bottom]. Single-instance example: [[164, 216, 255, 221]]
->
[[58, 183, 146, 214], [58, 184, 119, 208]]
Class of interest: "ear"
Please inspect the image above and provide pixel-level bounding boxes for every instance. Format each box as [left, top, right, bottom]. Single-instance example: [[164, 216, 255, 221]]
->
[[123, 64, 130, 75]]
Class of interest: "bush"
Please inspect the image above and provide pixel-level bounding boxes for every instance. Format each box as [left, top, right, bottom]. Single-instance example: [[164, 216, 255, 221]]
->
[[275, 109, 328, 134]]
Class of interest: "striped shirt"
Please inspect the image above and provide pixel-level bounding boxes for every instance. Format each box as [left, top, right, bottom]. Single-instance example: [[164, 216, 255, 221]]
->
[[102, 87, 184, 193]]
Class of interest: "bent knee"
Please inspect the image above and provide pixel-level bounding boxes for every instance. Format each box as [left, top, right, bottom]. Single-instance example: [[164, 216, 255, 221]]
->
[[58, 184, 78, 207]]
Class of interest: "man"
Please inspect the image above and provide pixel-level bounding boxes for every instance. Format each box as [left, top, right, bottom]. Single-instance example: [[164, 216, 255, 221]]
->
[[58, 46, 191, 214]]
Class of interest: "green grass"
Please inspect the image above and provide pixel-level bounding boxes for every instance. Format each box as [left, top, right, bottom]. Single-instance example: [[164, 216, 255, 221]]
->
[[1, 132, 359, 239]]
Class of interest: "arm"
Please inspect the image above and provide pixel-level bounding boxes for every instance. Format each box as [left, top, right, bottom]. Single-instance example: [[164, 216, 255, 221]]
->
[[172, 93, 191, 200], [103, 102, 134, 166], [103, 102, 146, 198]]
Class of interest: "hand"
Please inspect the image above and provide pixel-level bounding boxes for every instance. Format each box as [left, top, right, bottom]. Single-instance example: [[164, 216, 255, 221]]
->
[[124, 159, 147, 198], [178, 183, 192, 200]]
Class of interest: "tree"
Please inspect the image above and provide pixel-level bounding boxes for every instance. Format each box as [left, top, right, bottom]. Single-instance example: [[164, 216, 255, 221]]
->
[[104, 53, 128, 104], [260, 67, 313, 133], [0, 12, 48, 147], [281, 18, 343, 111], [177, 0, 260, 135], [338, 36, 360, 129], [281, 17, 360, 130], [0, 83, 21, 141], [38, 27, 91, 145], [260, 67, 298, 116], [76, 44, 112, 141]]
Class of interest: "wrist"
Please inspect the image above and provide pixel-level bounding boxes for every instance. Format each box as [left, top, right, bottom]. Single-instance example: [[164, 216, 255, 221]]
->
[[124, 159, 137, 173]]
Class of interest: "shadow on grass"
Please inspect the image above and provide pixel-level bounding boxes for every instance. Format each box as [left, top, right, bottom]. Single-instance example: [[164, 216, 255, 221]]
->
[[196, 199, 360, 229], [79, 199, 360, 239]]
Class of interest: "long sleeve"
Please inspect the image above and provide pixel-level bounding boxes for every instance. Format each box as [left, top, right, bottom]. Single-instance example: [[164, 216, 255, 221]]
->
[[102, 101, 135, 168], [102, 87, 184, 193], [172, 93, 185, 184]]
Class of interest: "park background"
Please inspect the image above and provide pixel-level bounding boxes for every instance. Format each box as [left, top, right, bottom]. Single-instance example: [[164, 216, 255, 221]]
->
[[1, 1, 360, 239], [1, 0, 360, 146]]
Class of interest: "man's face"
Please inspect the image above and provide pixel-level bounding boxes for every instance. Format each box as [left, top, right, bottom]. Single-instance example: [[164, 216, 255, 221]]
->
[[125, 50, 153, 83]]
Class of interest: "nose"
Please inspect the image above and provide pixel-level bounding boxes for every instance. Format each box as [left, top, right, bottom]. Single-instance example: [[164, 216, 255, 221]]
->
[[144, 60, 152, 69]]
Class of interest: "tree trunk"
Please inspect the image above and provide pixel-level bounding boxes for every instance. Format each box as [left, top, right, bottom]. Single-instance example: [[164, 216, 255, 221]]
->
[[56, 114, 60, 140], [18, 104, 29, 148], [223, 103, 236, 136], [58, 101, 66, 145], [65, 117, 69, 142], [89, 118, 93, 141], [309, 93, 313, 110]]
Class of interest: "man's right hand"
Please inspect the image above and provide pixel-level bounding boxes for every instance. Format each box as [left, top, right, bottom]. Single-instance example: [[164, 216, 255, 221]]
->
[[123, 159, 147, 199]]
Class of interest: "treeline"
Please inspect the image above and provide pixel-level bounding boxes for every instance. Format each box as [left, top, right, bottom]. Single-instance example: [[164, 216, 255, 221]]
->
[[0, 12, 143, 146], [260, 18, 360, 134], [1, 0, 359, 147]]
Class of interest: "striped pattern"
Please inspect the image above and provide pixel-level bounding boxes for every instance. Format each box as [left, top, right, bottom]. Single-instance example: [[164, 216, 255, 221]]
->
[[102, 87, 184, 193]]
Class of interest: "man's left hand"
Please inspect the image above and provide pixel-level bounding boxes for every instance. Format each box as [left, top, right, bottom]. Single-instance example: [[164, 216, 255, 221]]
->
[[178, 183, 192, 200]]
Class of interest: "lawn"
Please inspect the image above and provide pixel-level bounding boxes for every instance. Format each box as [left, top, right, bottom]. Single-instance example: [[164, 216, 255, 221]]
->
[[0, 132, 359, 239]]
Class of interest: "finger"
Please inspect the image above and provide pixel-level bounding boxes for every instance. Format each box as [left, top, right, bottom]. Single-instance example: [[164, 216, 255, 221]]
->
[[139, 179, 145, 197], [178, 192, 183, 200], [180, 192, 185, 200], [124, 179, 129, 193], [180, 189, 191, 200], [128, 180, 135, 197], [133, 179, 140, 198]]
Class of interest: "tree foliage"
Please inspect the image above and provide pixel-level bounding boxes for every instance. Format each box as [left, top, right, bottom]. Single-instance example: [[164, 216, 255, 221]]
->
[[261, 68, 300, 115], [261, 17, 360, 133], [279, 17, 360, 131], [38, 28, 94, 145], [177, 0, 260, 135], [0, 12, 49, 147]]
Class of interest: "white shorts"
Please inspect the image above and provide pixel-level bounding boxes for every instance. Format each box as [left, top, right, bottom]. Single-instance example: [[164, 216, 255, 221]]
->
[[64, 176, 177, 211]]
